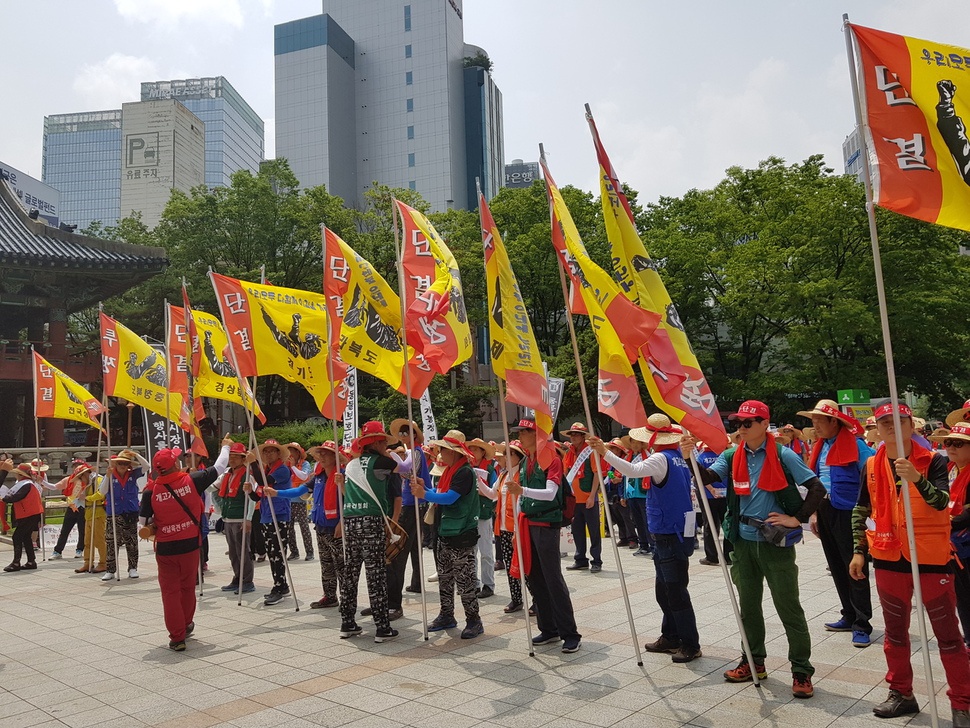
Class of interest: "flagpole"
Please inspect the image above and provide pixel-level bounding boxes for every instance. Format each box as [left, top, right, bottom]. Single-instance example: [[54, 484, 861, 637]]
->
[[163, 300, 172, 447], [99, 304, 122, 583], [541, 144, 642, 666], [30, 346, 47, 562], [209, 271, 300, 612], [844, 17, 938, 728], [88, 398, 107, 573], [392, 201, 430, 641], [180, 280, 205, 597]]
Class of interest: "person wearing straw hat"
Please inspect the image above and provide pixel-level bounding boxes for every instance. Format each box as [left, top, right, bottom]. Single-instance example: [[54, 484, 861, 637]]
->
[[243, 439, 295, 605], [68, 464, 108, 573], [99, 450, 144, 581], [214, 442, 255, 594], [411, 430, 484, 639], [336, 421, 402, 643], [284, 442, 315, 562], [484, 441, 529, 613], [389, 418, 430, 605], [930, 422, 970, 647], [850, 401, 970, 724], [505, 419, 582, 654], [2, 460, 41, 572], [49, 461, 91, 560], [467, 437, 498, 597], [561, 423, 608, 574], [590, 414, 703, 664], [604, 438, 637, 549], [947, 398, 970, 429], [306, 441, 344, 609], [797, 399, 875, 648], [689, 400, 825, 698]]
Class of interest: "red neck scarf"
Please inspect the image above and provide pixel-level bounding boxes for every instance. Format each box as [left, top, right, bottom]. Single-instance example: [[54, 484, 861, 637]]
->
[[809, 426, 860, 471], [436, 459, 466, 493], [733, 432, 787, 492], [219, 466, 245, 498], [871, 440, 934, 548], [321, 466, 339, 519], [948, 462, 970, 517]]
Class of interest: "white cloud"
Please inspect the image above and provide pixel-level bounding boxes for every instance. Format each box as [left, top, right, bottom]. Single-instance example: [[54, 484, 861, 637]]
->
[[73, 54, 159, 108], [112, 0, 244, 28]]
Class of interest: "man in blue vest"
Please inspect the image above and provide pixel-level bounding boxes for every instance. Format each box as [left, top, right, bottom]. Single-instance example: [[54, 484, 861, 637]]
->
[[590, 414, 702, 663], [797, 399, 874, 648]]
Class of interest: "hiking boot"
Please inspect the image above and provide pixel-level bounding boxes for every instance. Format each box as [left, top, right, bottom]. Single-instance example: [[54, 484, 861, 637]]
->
[[339, 622, 362, 639], [428, 614, 458, 632], [374, 627, 399, 643], [792, 673, 814, 699], [723, 658, 767, 683], [460, 620, 484, 639], [872, 690, 919, 718], [671, 646, 702, 663], [644, 635, 681, 654]]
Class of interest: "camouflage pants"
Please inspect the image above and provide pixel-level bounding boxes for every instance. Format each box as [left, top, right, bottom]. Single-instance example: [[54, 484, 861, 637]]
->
[[287, 501, 314, 556], [316, 528, 345, 599], [105, 513, 139, 573], [436, 540, 480, 622], [339, 516, 389, 630]]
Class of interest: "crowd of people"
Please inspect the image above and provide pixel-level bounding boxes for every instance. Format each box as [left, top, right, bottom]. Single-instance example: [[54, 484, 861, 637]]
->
[[5, 394, 970, 724]]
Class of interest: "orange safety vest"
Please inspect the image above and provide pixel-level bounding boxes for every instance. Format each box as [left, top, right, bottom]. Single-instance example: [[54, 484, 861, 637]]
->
[[493, 471, 517, 536], [13, 482, 44, 520], [865, 451, 952, 566]]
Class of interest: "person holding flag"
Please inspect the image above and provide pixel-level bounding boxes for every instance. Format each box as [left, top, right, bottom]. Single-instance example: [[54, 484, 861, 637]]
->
[[562, 423, 607, 574], [214, 442, 255, 594], [49, 461, 90, 560], [69, 463, 107, 574], [388, 419, 429, 603], [307, 441, 344, 609], [99, 451, 143, 581], [284, 443, 314, 562], [243, 440, 295, 606]]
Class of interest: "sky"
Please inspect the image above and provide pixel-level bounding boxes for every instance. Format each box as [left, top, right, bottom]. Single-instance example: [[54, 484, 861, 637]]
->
[[3, 0, 970, 206]]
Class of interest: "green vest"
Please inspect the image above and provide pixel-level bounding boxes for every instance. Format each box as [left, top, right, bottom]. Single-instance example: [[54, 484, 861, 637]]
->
[[478, 462, 497, 520], [721, 444, 804, 542], [519, 457, 561, 524], [344, 454, 392, 518], [439, 463, 480, 538]]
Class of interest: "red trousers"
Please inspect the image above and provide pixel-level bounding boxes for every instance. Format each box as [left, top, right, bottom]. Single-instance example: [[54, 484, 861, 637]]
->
[[875, 568, 970, 709], [156, 550, 198, 642]]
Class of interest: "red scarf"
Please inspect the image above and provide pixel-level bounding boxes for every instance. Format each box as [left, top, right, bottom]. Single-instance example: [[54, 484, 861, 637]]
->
[[948, 462, 970, 517], [871, 440, 934, 550], [218, 466, 245, 498], [808, 426, 860, 471], [733, 432, 787, 493], [319, 463, 339, 520], [436, 458, 466, 493]]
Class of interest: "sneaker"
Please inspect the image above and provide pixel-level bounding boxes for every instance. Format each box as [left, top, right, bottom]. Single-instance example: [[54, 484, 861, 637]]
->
[[460, 620, 484, 639], [504, 601, 523, 613], [75, 550, 84, 559], [531, 631, 561, 646], [339, 622, 362, 639], [50, 551, 63, 560], [185, 622, 195, 637], [672, 646, 702, 663], [566, 562, 589, 571], [477, 585, 494, 599], [287, 552, 300, 561], [374, 627, 399, 643], [101, 571, 115, 581], [953, 709, 970, 728], [221, 583, 239, 592], [128, 569, 139, 579], [792, 673, 814, 699], [852, 630, 871, 648], [304, 553, 314, 561], [723, 658, 767, 683], [872, 689, 919, 718], [169, 640, 186, 652], [241, 582, 256, 593], [562, 637, 582, 654], [264, 592, 285, 605], [823, 617, 852, 632], [698, 558, 718, 566], [311, 596, 339, 609], [644, 636, 681, 654], [590, 564, 602, 573], [633, 548, 652, 557], [428, 572, 439, 583], [388, 608, 404, 621], [428, 614, 458, 632]]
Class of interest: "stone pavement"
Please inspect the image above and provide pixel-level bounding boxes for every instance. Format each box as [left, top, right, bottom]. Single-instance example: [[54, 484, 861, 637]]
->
[[0, 530, 958, 728]]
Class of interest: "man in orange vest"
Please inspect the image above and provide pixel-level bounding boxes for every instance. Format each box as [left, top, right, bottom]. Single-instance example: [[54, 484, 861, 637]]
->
[[2, 461, 43, 572], [561, 423, 608, 574], [850, 400, 970, 726]]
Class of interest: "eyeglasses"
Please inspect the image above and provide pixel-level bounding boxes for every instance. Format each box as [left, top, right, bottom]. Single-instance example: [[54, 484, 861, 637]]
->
[[944, 439, 968, 448], [737, 418, 764, 429], [398, 429, 412, 436]]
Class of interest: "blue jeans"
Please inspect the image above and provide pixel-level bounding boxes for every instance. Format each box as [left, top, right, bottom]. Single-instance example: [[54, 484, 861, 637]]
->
[[653, 533, 699, 651]]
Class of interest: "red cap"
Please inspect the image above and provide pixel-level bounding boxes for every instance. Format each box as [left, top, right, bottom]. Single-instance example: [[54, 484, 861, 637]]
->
[[228, 442, 247, 455], [727, 400, 770, 421], [873, 402, 912, 420], [153, 447, 183, 471], [509, 419, 537, 432]]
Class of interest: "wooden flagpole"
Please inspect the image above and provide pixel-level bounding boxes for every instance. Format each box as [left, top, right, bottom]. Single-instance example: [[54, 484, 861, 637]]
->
[[30, 346, 46, 561]]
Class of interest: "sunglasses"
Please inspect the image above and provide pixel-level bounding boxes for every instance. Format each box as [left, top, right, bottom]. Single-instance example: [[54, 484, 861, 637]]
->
[[398, 429, 412, 436], [944, 439, 968, 448], [736, 418, 765, 429]]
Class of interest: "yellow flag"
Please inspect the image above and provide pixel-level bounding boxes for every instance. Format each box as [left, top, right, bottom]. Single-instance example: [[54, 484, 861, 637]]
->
[[33, 351, 104, 429]]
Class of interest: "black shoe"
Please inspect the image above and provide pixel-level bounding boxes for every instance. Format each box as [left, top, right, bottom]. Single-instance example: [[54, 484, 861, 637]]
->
[[872, 690, 919, 718], [374, 627, 399, 643], [3, 563, 21, 572], [476, 585, 494, 599], [504, 601, 523, 613], [671, 646, 702, 663], [428, 614, 458, 632], [528, 604, 536, 616], [264, 592, 285, 605], [169, 640, 186, 652], [566, 562, 589, 571], [561, 637, 581, 653], [360, 607, 374, 617], [185, 622, 195, 637], [698, 558, 718, 566], [590, 564, 602, 573], [340, 622, 362, 639], [494, 560, 505, 571], [304, 553, 314, 561], [221, 583, 238, 591], [388, 608, 403, 621], [954, 709, 970, 728], [405, 585, 421, 594], [532, 631, 561, 646], [287, 552, 300, 561], [311, 596, 339, 609], [644, 636, 681, 654], [461, 620, 484, 639]]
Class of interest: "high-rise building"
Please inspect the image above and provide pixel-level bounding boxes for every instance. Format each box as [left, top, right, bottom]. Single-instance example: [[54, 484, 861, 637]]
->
[[504, 159, 540, 190], [463, 47, 503, 204], [843, 128, 865, 183], [275, 0, 503, 211], [120, 100, 206, 229], [42, 110, 122, 230], [140, 77, 264, 188]]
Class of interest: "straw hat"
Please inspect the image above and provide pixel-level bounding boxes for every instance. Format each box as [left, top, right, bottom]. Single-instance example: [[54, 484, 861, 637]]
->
[[109, 451, 134, 465], [796, 399, 863, 436], [430, 457, 446, 477], [308, 441, 340, 458], [930, 422, 970, 443], [257, 439, 285, 457], [780, 424, 805, 441], [429, 430, 475, 461], [628, 413, 682, 447], [912, 416, 926, 431], [285, 442, 306, 461], [467, 438, 496, 460], [605, 438, 629, 456], [69, 462, 94, 482], [946, 398, 970, 428], [28, 458, 49, 473], [864, 416, 877, 431], [560, 422, 589, 437], [12, 462, 34, 478], [390, 418, 423, 444], [505, 440, 526, 460], [865, 428, 882, 445]]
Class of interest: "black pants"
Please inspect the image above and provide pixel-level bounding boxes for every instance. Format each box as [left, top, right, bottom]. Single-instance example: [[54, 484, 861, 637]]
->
[[571, 499, 602, 567], [816, 498, 873, 633], [388, 505, 419, 610], [628, 498, 651, 550], [12, 514, 41, 564], [262, 520, 289, 591], [55, 507, 85, 554], [526, 525, 580, 641], [500, 531, 523, 604], [701, 497, 729, 563], [954, 559, 970, 648], [249, 508, 265, 558]]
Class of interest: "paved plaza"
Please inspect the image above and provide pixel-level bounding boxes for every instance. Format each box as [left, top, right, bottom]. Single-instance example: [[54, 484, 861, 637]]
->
[[0, 531, 954, 728]]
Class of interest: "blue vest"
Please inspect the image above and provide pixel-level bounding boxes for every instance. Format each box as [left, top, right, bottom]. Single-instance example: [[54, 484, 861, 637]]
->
[[623, 455, 646, 500], [107, 469, 141, 516], [819, 458, 861, 511], [259, 461, 293, 524], [310, 470, 340, 530], [645, 449, 693, 536]]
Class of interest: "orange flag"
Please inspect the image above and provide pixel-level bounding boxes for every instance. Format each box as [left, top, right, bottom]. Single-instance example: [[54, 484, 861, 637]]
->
[[588, 111, 727, 452], [851, 24, 970, 232], [33, 351, 104, 430]]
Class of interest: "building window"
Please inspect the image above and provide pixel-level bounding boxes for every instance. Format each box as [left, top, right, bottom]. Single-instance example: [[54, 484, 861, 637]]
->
[[406, 98, 414, 112], [407, 125, 414, 140], [406, 71, 413, 85], [408, 153, 415, 167], [404, 5, 411, 31], [409, 181, 416, 191], [405, 44, 412, 58]]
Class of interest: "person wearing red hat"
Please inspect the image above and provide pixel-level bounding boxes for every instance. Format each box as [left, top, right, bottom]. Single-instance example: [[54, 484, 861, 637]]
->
[[1, 460, 40, 572], [689, 400, 825, 699], [850, 401, 970, 724], [336, 421, 402, 642], [214, 442, 255, 594], [284, 443, 315, 562], [561, 423, 608, 574]]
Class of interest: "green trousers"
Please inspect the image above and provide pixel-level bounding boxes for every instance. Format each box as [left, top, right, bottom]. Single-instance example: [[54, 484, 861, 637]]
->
[[730, 537, 814, 676]]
